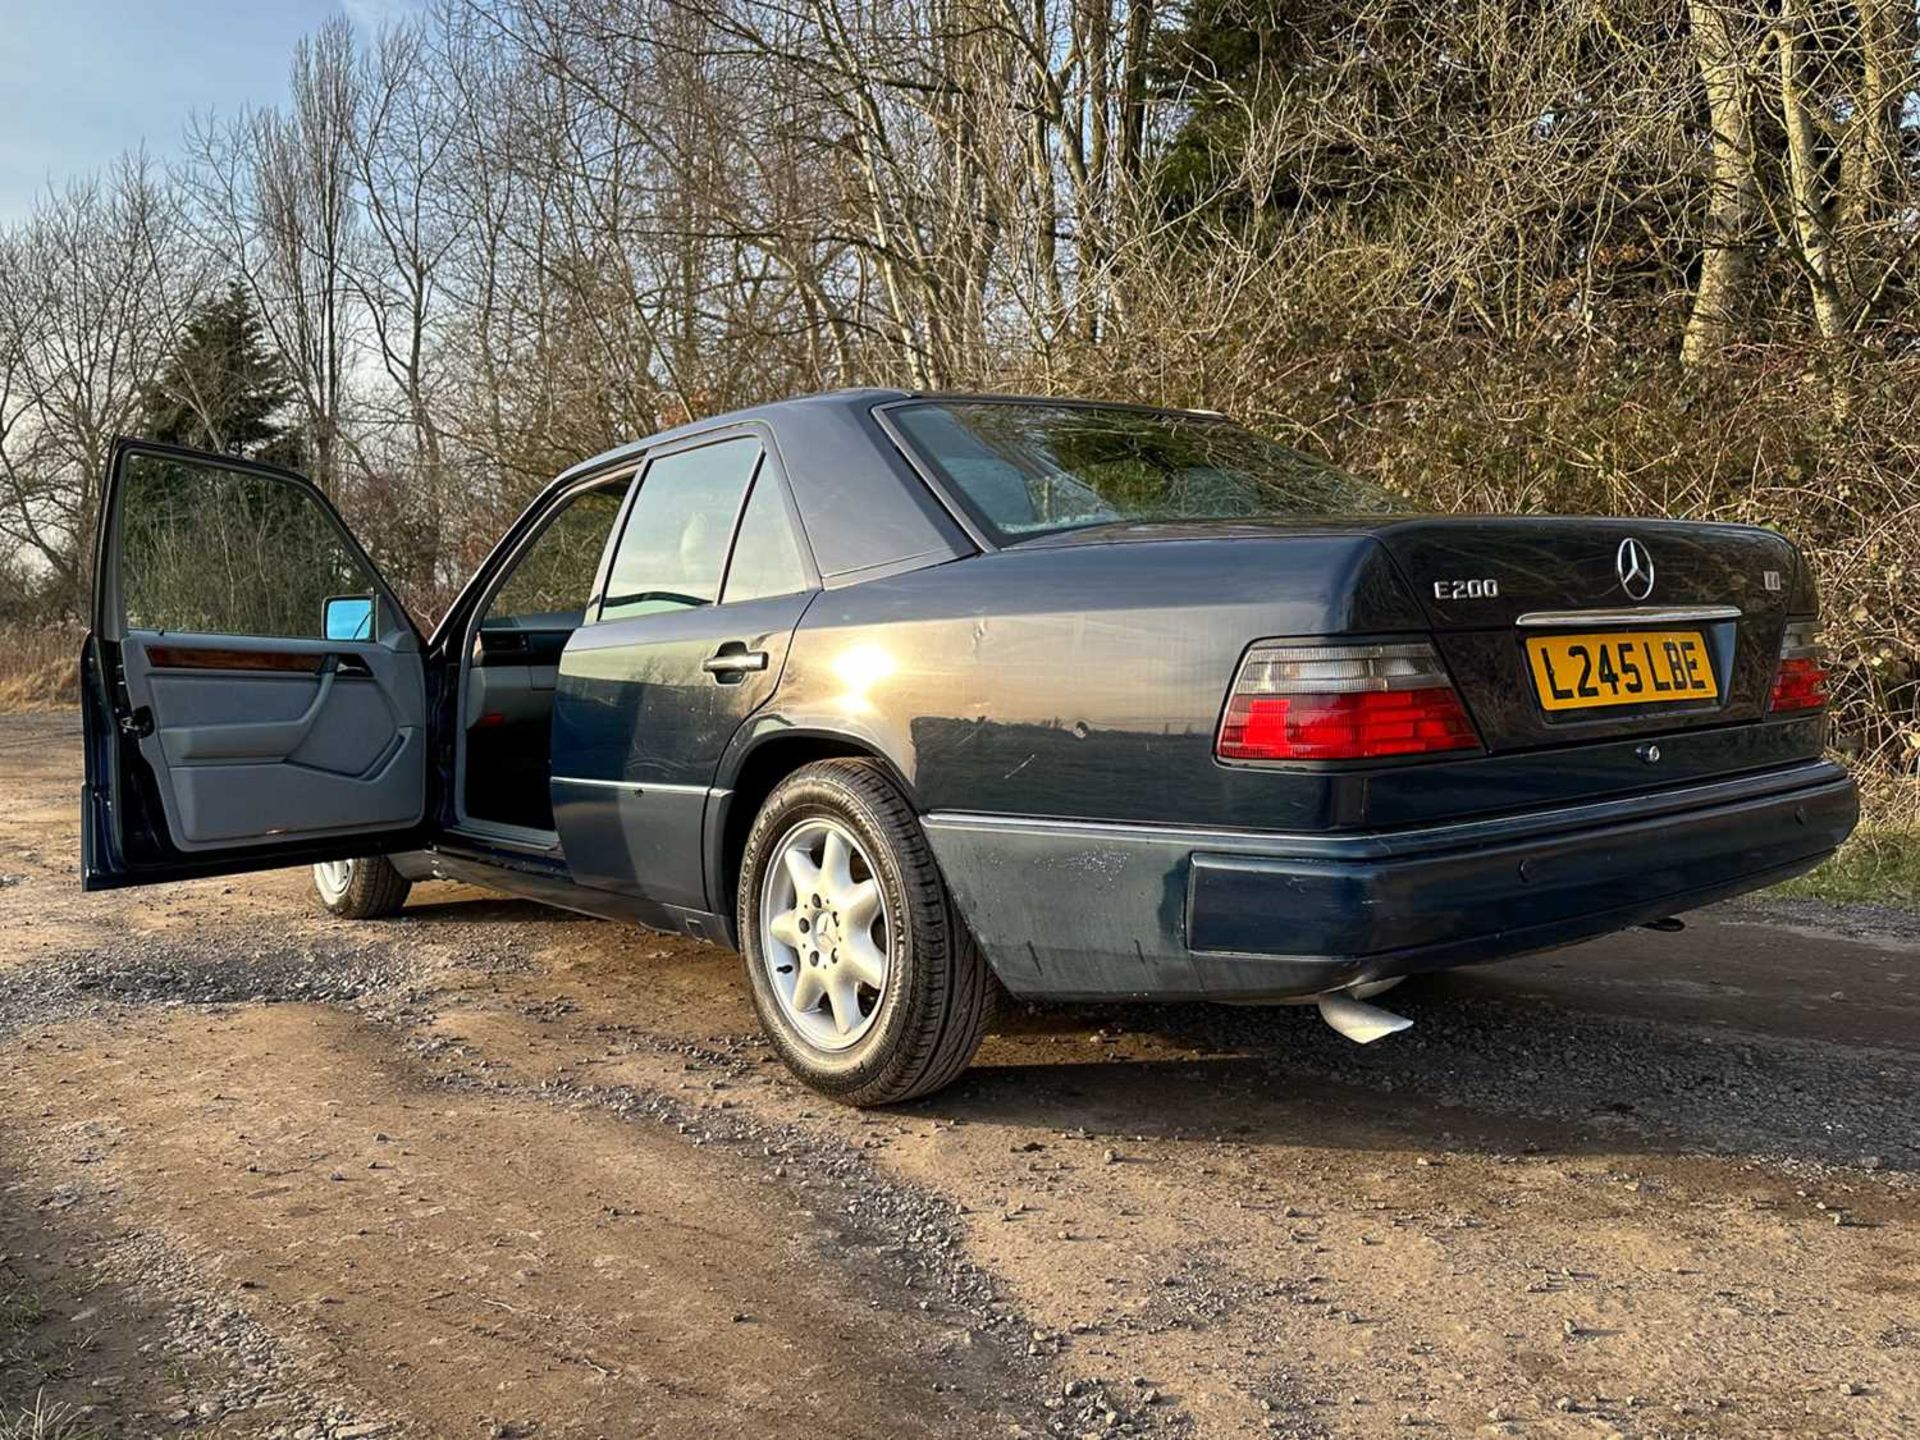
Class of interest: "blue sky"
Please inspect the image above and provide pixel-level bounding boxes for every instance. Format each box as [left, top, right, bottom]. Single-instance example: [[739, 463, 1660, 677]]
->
[[0, 0, 418, 224]]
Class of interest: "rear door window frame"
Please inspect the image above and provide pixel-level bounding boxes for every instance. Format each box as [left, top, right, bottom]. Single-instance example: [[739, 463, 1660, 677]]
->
[[590, 419, 820, 626]]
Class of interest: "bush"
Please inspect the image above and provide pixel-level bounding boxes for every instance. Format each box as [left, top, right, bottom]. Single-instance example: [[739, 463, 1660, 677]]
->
[[0, 626, 82, 713]]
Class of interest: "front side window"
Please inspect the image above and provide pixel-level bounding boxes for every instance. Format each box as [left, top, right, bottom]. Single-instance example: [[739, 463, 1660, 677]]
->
[[888, 401, 1414, 544], [118, 453, 380, 638], [600, 436, 761, 623]]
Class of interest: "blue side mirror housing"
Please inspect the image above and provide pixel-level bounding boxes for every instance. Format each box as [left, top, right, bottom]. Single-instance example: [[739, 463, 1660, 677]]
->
[[323, 594, 376, 642]]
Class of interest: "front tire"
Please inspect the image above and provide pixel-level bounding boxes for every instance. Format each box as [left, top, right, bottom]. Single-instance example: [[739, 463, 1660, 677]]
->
[[312, 856, 412, 920], [738, 759, 996, 1106]]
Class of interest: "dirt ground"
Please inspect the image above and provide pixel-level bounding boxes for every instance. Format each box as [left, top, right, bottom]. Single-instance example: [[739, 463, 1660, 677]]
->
[[0, 710, 1914, 1439]]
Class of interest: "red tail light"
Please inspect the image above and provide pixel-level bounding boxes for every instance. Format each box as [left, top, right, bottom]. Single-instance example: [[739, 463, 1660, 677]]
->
[[1769, 620, 1829, 713], [1217, 642, 1479, 761]]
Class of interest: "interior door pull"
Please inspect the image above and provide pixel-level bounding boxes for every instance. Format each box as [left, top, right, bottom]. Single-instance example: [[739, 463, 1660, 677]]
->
[[156, 658, 340, 762], [703, 644, 768, 680]]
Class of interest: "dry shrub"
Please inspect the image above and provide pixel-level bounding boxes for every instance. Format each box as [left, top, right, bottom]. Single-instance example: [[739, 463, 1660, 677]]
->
[[0, 625, 82, 713], [1321, 344, 1920, 822]]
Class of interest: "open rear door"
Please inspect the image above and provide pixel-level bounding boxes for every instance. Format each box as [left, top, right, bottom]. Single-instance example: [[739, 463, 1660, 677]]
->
[[82, 438, 432, 890]]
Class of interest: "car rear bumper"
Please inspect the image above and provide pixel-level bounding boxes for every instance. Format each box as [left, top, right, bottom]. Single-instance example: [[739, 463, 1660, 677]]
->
[[922, 760, 1858, 1001]]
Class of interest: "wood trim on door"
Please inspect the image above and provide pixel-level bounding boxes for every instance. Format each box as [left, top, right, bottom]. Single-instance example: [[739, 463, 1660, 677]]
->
[[145, 645, 327, 674]]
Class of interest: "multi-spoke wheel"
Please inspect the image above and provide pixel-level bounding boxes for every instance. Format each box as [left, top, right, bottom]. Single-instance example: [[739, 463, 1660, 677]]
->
[[738, 758, 997, 1106], [311, 855, 411, 919]]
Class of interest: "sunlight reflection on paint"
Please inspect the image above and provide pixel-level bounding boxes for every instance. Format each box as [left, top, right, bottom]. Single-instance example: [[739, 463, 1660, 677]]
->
[[832, 644, 897, 713]]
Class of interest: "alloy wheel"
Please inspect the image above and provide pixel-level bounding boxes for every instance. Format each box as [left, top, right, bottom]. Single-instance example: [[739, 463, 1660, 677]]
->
[[758, 817, 893, 1051]]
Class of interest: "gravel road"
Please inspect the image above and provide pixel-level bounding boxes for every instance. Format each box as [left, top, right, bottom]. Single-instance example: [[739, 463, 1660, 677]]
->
[[0, 710, 1913, 1438]]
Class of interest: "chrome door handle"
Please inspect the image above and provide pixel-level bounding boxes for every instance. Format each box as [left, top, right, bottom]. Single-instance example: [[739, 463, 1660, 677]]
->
[[703, 646, 768, 679]]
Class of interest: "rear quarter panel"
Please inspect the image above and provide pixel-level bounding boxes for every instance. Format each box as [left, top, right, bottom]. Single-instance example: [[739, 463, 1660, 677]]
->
[[754, 535, 1422, 830]]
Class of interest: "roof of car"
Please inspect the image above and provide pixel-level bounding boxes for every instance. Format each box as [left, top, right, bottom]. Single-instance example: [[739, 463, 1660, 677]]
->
[[554, 388, 1230, 484], [553, 388, 912, 484]]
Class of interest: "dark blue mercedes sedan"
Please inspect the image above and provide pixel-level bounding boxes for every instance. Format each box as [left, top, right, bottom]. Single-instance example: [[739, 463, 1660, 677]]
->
[[80, 391, 1858, 1103]]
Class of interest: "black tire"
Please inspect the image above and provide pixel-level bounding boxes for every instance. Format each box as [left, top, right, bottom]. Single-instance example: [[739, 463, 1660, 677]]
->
[[312, 856, 412, 920], [738, 758, 998, 1106]]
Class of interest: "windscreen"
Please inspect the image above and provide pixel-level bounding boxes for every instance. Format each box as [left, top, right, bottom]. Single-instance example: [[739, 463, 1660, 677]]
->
[[888, 401, 1414, 543]]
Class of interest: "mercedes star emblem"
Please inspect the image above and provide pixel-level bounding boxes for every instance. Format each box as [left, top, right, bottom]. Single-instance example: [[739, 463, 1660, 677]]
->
[[1616, 537, 1655, 601]]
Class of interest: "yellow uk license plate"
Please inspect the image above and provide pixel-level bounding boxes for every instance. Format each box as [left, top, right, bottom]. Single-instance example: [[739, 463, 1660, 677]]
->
[[1525, 630, 1718, 712]]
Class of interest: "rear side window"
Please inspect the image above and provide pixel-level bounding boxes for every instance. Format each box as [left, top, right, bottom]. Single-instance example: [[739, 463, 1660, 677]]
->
[[888, 401, 1414, 544], [599, 436, 760, 622], [721, 475, 810, 604]]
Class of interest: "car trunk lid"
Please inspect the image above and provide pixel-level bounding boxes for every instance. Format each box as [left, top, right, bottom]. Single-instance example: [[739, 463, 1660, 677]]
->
[[1370, 517, 1802, 751]]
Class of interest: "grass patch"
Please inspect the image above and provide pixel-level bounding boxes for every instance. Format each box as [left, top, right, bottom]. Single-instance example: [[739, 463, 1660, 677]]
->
[[0, 1278, 45, 1334], [0, 1396, 100, 1440], [0, 1266, 95, 1418], [1773, 828, 1920, 907]]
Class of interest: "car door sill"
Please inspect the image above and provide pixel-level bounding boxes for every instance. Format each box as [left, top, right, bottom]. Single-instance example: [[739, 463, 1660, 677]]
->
[[445, 820, 563, 856]]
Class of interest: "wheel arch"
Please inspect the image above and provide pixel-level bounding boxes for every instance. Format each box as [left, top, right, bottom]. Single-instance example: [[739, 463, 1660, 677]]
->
[[709, 727, 919, 942]]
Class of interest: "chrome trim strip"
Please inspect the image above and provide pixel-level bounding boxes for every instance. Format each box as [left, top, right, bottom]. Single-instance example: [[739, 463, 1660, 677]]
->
[[551, 775, 724, 797], [1514, 605, 1742, 628]]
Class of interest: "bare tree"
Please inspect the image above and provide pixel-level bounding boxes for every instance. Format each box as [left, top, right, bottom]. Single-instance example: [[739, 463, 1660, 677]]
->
[[187, 17, 364, 494], [0, 156, 200, 605]]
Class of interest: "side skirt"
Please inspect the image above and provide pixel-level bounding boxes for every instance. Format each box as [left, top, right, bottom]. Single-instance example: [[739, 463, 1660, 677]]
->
[[398, 845, 735, 948]]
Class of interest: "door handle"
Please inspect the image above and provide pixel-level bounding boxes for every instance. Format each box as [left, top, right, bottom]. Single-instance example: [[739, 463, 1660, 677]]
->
[[703, 643, 769, 681]]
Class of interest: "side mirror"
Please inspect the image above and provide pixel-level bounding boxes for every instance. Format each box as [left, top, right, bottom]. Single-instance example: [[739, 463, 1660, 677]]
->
[[323, 594, 376, 642]]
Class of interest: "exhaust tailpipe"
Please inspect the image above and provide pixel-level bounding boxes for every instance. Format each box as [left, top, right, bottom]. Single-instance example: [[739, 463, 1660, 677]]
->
[[1316, 991, 1414, 1044]]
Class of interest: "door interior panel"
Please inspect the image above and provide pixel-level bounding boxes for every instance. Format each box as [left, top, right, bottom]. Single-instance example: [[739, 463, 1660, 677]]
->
[[123, 632, 426, 849]]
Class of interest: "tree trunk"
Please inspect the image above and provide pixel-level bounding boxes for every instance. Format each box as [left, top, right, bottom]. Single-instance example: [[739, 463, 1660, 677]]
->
[[1682, 0, 1760, 366], [1838, 0, 1918, 319], [1777, 0, 1848, 341], [1117, 0, 1153, 188]]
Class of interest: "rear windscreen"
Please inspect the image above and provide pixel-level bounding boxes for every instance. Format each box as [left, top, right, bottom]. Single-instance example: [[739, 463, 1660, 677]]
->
[[887, 401, 1416, 544]]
